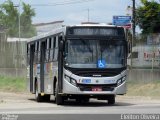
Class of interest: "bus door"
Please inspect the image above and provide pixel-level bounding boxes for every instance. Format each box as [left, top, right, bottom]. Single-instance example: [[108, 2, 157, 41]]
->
[[29, 44, 35, 92], [40, 41, 46, 92]]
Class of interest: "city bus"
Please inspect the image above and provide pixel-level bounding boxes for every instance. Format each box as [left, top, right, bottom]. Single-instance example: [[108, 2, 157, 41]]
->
[[27, 24, 128, 105]]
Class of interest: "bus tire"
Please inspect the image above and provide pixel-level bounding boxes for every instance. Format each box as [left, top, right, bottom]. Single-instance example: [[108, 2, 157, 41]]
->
[[35, 81, 43, 102], [108, 95, 115, 105], [55, 83, 64, 105], [44, 95, 50, 102]]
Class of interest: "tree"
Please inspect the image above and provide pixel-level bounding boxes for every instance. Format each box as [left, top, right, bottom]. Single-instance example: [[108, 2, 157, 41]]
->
[[136, 0, 160, 34], [0, 0, 36, 38], [20, 3, 36, 38]]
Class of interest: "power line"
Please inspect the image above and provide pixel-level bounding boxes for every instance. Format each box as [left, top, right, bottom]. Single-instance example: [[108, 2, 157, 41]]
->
[[30, 0, 95, 7]]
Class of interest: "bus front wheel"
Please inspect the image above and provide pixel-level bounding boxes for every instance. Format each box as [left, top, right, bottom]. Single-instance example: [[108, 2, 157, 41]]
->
[[107, 95, 115, 105]]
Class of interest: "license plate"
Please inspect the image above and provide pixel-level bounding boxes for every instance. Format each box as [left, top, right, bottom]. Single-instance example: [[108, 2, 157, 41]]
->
[[92, 87, 102, 91]]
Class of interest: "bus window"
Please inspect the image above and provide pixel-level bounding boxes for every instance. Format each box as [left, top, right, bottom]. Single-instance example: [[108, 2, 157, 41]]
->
[[52, 37, 56, 61], [36, 42, 39, 51], [35, 42, 39, 63], [53, 36, 58, 61], [32, 43, 35, 64], [37, 42, 40, 63], [53, 37, 56, 49], [49, 37, 54, 61], [45, 39, 49, 62], [49, 38, 52, 49]]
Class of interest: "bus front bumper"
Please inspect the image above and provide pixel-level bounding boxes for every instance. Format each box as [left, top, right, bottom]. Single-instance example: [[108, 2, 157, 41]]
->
[[63, 80, 126, 95]]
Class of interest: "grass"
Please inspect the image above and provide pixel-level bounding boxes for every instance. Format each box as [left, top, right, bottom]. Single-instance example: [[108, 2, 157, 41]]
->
[[127, 80, 160, 98], [0, 75, 160, 98], [0, 76, 27, 92]]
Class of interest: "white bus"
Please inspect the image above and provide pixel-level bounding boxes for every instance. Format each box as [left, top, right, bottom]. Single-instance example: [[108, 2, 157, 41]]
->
[[27, 24, 128, 105]]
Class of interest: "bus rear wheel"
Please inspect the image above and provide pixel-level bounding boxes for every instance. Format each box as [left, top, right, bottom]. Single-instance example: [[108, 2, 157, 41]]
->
[[44, 95, 50, 102], [35, 81, 50, 102], [35, 82, 43, 102]]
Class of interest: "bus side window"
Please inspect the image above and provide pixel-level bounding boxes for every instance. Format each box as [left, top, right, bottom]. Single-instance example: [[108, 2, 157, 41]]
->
[[35, 42, 39, 63], [49, 37, 54, 62], [32, 43, 36, 64], [53, 36, 58, 61], [37, 41, 40, 63], [45, 39, 49, 62]]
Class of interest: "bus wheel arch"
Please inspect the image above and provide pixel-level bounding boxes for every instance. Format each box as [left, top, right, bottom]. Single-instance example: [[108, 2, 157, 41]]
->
[[53, 76, 57, 96], [35, 77, 43, 102], [53, 77, 64, 105], [34, 77, 37, 94]]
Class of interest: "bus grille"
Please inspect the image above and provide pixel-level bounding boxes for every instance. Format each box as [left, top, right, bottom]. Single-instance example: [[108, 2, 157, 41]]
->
[[77, 84, 117, 91]]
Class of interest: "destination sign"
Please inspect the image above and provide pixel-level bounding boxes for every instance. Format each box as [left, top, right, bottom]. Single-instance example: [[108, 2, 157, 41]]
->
[[67, 27, 124, 36]]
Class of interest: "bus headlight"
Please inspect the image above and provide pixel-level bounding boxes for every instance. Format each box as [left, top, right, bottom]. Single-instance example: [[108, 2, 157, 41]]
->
[[117, 76, 126, 86], [70, 78, 77, 86], [64, 75, 77, 86]]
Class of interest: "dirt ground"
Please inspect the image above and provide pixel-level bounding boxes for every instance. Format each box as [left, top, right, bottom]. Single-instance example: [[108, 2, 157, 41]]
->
[[0, 92, 160, 104]]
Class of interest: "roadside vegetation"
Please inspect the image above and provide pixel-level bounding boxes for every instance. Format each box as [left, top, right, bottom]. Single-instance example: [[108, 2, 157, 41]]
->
[[0, 75, 160, 99], [127, 80, 160, 99], [0, 76, 27, 92], [0, 0, 36, 38]]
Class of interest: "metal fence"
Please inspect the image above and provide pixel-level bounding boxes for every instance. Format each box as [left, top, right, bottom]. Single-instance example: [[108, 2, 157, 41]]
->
[[128, 33, 160, 69], [0, 33, 26, 77], [128, 33, 160, 82]]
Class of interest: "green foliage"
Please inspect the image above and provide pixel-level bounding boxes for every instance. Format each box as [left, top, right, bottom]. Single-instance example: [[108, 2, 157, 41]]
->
[[0, 0, 36, 38], [0, 76, 26, 92], [127, 81, 160, 98], [20, 3, 36, 38], [136, 0, 160, 34]]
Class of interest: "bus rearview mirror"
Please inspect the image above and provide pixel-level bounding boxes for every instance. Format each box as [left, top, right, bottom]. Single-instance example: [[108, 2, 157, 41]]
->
[[59, 40, 64, 51]]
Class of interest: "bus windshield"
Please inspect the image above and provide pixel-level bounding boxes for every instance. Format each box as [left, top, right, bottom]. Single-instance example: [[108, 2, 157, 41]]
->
[[64, 39, 126, 69]]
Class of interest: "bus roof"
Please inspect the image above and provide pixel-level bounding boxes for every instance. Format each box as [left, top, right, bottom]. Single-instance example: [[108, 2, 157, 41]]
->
[[27, 26, 66, 43], [68, 24, 118, 27], [27, 24, 123, 43]]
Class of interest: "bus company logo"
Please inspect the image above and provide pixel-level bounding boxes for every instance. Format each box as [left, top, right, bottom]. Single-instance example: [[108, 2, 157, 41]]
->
[[96, 80, 99, 83]]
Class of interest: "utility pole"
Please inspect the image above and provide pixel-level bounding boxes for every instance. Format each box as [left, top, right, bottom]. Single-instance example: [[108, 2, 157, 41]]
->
[[87, 8, 90, 22], [14, 0, 21, 77], [131, 0, 136, 68], [132, 0, 136, 42]]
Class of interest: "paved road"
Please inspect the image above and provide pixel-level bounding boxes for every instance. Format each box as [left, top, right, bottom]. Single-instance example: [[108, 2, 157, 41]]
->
[[0, 92, 160, 114]]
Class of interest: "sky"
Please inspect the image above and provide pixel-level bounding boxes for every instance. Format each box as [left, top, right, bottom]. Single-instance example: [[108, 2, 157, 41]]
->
[[1, 0, 160, 25], [0, 0, 136, 25]]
